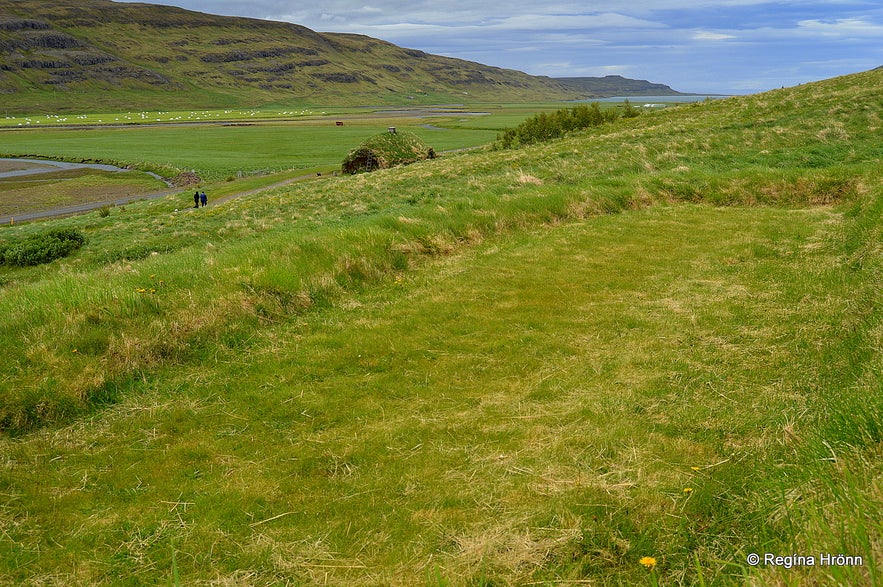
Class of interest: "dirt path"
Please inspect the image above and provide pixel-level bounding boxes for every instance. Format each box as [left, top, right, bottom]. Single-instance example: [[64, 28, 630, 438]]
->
[[206, 172, 326, 208]]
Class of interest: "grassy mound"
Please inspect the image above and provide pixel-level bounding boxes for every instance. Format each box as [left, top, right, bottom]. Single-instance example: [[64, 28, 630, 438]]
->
[[341, 130, 436, 174]]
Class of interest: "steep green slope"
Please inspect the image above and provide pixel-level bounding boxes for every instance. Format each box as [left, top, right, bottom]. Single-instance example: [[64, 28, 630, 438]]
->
[[0, 70, 881, 585], [0, 0, 575, 113]]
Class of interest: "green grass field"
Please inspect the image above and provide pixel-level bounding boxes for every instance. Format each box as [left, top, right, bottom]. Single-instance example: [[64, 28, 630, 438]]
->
[[0, 119, 496, 182], [0, 71, 881, 585], [0, 103, 628, 185], [0, 103, 595, 219]]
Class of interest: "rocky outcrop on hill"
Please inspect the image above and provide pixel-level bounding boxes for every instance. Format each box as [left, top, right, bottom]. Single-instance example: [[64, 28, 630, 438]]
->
[[0, 16, 176, 90]]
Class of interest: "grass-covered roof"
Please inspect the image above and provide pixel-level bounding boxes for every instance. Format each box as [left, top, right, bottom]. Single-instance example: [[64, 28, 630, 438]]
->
[[341, 130, 435, 174]]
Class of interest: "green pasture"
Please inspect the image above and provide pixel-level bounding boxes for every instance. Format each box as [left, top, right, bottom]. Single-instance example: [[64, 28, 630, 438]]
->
[[0, 120, 495, 181], [402, 102, 633, 132], [0, 71, 881, 585], [1, 104, 484, 128], [0, 102, 632, 185], [0, 104, 566, 129], [0, 102, 627, 129]]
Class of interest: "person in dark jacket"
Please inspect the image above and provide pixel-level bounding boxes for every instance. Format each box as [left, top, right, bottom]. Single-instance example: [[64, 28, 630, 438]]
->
[[200, 191, 208, 207], [193, 191, 200, 208]]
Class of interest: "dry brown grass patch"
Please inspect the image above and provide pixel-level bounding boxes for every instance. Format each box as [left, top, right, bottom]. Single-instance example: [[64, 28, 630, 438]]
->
[[514, 169, 543, 186]]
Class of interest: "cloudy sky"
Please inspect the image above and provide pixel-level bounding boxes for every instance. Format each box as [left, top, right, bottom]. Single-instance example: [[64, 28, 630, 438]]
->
[[118, 0, 882, 94]]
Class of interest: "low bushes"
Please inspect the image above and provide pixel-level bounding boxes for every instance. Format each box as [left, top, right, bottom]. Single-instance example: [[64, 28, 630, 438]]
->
[[1, 228, 86, 266], [496, 102, 634, 149]]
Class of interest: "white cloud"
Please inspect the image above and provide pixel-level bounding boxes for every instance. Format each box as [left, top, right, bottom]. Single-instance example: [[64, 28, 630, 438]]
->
[[491, 12, 666, 31], [539, 62, 638, 77], [693, 31, 737, 41], [112, 0, 883, 93], [797, 17, 883, 37], [345, 13, 658, 43], [353, 5, 384, 15]]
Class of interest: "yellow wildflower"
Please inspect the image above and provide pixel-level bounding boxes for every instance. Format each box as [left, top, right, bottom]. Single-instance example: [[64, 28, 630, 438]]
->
[[639, 556, 657, 569], [683, 487, 693, 494]]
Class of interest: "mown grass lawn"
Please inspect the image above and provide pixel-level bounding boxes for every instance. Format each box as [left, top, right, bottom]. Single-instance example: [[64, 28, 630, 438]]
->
[[1, 200, 880, 585]]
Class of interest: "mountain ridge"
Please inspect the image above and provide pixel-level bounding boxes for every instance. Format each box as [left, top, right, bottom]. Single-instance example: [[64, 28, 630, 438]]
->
[[555, 75, 686, 97], [0, 0, 683, 113]]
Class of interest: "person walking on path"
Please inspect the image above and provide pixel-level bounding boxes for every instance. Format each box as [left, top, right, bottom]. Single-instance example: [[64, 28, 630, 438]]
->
[[193, 191, 200, 208], [200, 191, 208, 207]]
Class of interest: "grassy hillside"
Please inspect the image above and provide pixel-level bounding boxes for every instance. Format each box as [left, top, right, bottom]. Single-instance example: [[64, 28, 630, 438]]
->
[[0, 70, 881, 585], [0, 0, 575, 114]]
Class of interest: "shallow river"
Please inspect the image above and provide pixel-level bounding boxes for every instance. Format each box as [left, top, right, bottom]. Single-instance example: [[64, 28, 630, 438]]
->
[[0, 158, 133, 179]]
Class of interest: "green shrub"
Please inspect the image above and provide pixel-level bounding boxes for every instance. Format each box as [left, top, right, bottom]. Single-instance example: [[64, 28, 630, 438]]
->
[[496, 102, 623, 149], [2, 228, 86, 266], [621, 99, 640, 118]]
